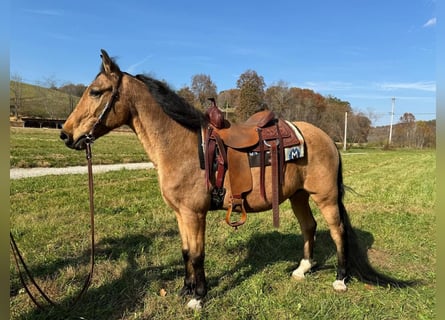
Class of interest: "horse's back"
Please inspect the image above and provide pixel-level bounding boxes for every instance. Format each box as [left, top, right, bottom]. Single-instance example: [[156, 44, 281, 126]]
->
[[293, 121, 335, 146], [293, 121, 338, 156]]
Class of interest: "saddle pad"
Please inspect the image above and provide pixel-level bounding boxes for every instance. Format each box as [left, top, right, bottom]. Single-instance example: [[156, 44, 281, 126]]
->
[[247, 121, 304, 167], [284, 120, 305, 159], [248, 145, 303, 167]]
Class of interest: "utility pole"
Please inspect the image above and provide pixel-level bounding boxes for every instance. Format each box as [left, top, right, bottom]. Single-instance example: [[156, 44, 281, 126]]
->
[[388, 97, 395, 144], [343, 111, 348, 151]]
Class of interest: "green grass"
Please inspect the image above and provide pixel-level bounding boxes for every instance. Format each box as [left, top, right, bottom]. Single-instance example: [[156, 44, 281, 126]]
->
[[10, 127, 148, 168], [10, 129, 436, 319], [10, 81, 80, 119]]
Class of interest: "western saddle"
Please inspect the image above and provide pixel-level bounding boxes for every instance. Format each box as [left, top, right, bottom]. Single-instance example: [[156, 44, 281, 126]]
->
[[203, 99, 303, 229]]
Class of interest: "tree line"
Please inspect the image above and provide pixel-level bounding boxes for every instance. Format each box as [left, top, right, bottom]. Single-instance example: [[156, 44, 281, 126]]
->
[[176, 70, 371, 143], [368, 113, 435, 149], [10, 70, 435, 147], [393, 113, 435, 148]]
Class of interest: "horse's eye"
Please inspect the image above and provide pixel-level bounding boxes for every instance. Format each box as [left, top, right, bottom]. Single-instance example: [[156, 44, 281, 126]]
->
[[89, 89, 102, 98]]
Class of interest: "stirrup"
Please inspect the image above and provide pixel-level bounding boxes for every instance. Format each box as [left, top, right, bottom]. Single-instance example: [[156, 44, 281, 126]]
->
[[225, 196, 247, 229]]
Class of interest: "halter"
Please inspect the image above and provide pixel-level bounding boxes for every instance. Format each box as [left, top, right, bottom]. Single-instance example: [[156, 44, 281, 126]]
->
[[85, 73, 123, 144], [10, 73, 123, 311]]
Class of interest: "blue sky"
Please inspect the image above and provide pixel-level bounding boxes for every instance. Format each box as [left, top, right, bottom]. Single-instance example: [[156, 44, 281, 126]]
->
[[10, 0, 436, 126]]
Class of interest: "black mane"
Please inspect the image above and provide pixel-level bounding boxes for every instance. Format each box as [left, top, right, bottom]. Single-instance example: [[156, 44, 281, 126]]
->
[[96, 54, 205, 130], [135, 74, 207, 131]]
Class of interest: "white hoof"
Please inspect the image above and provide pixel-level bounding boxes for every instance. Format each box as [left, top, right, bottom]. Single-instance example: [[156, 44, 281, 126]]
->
[[292, 269, 306, 280], [186, 298, 203, 310], [333, 279, 347, 292], [292, 259, 315, 280]]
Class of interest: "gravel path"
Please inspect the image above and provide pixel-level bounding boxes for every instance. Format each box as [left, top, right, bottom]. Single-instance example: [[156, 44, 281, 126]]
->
[[10, 162, 155, 180]]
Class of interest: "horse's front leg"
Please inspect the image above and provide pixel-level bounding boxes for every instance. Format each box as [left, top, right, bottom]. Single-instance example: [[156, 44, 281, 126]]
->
[[175, 210, 207, 309]]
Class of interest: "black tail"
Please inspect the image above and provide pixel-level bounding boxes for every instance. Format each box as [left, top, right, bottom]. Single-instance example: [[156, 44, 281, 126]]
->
[[336, 152, 416, 288]]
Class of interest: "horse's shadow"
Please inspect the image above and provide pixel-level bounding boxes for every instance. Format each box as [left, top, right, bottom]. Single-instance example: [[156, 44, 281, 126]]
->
[[11, 230, 182, 320], [206, 228, 375, 296], [13, 227, 375, 319]]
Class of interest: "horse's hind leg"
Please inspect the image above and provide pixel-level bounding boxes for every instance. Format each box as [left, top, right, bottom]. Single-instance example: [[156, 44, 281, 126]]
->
[[310, 193, 348, 292], [290, 190, 317, 279]]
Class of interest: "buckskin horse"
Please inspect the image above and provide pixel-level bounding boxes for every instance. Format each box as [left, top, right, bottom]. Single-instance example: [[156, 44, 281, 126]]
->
[[60, 50, 410, 310]]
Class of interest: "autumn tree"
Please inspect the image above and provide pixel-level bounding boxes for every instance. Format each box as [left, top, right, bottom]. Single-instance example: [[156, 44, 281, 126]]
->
[[287, 88, 326, 125], [414, 120, 435, 148], [392, 113, 435, 148], [177, 86, 195, 107], [191, 74, 217, 110], [348, 112, 372, 143], [236, 69, 265, 121], [264, 81, 293, 119], [319, 96, 351, 141]]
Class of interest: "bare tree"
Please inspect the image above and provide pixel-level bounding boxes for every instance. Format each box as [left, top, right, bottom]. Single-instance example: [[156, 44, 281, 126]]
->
[[264, 81, 293, 119], [395, 112, 416, 147], [365, 108, 382, 127], [35, 83, 53, 118], [10, 73, 24, 119], [414, 120, 435, 148], [34, 76, 60, 118], [42, 75, 59, 90], [58, 83, 87, 115], [58, 83, 87, 97], [217, 89, 239, 109], [191, 74, 217, 110], [217, 89, 239, 122]]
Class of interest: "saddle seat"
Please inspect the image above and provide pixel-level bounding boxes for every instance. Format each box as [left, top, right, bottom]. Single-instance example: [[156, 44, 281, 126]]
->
[[204, 100, 302, 229], [216, 110, 276, 149]]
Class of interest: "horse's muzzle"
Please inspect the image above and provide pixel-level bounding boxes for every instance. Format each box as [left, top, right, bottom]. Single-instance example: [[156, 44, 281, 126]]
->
[[60, 131, 87, 150]]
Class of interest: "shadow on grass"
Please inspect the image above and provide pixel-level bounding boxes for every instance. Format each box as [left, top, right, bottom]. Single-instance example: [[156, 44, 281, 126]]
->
[[12, 230, 182, 320], [206, 228, 375, 296], [12, 228, 375, 319]]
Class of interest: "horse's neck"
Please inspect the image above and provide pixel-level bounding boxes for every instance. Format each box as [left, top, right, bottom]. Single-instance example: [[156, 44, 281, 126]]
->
[[128, 96, 199, 171]]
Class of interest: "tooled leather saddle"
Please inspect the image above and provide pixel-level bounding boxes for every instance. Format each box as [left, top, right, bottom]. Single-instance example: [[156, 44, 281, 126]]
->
[[203, 99, 303, 228]]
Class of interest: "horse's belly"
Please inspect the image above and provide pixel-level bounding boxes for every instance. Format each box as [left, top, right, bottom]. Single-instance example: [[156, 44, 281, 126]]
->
[[222, 163, 303, 212]]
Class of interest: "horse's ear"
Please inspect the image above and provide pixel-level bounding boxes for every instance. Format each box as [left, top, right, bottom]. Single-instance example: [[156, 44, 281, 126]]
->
[[100, 49, 120, 75]]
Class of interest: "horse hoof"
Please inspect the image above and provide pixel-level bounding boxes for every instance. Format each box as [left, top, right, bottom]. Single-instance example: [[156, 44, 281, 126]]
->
[[291, 269, 306, 280], [187, 298, 203, 310], [291, 258, 314, 280], [333, 279, 347, 292]]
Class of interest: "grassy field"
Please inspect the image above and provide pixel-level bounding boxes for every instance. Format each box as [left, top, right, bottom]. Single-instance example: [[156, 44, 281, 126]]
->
[[10, 128, 436, 319], [10, 127, 148, 168], [10, 81, 81, 119]]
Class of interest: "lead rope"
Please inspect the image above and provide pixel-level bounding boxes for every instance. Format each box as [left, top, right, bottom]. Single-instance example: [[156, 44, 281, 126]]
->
[[10, 140, 96, 310]]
